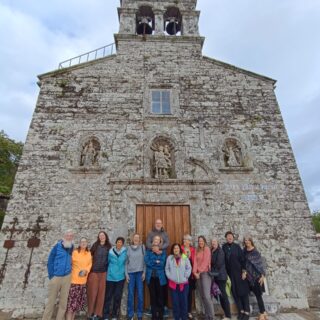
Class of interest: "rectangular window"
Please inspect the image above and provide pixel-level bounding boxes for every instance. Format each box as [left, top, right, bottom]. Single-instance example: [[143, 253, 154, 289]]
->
[[151, 90, 171, 114]]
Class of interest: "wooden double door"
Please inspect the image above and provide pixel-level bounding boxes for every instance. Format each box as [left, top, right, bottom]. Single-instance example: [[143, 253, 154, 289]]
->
[[136, 204, 191, 308]]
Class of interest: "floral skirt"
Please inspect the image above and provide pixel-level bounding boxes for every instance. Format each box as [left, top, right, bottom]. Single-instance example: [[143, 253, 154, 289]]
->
[[67, 284, 87, 313]]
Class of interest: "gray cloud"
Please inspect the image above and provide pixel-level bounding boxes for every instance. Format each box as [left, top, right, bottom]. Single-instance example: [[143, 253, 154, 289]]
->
[[0, 0, 319, 210]]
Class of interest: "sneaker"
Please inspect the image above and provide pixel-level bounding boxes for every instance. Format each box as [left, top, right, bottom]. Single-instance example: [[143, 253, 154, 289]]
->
[[188, 313, 193, 319], [163, 307, 169, 318], [144, 308, 152, 316]]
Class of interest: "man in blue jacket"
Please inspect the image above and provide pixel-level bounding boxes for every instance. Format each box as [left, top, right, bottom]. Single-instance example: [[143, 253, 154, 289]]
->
[[42, 229, 74, 320]]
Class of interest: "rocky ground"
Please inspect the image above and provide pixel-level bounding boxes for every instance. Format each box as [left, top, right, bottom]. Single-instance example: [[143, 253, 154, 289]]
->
[[13, 311, 320, 320]]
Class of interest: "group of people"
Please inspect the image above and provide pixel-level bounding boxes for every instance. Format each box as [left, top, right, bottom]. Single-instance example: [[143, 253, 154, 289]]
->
[[42, 219, 268, 320]]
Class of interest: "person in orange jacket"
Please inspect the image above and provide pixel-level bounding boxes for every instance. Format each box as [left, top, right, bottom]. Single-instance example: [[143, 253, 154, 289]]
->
[[66, 237, 92, 320]]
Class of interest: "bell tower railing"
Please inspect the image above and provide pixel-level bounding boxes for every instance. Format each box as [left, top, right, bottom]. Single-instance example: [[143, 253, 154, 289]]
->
[[58, 43, 115, 69]]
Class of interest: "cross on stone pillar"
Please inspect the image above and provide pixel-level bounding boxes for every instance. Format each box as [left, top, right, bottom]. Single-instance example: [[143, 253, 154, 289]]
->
[[0, 217, 24, 285], [23, 216, 48, 289]]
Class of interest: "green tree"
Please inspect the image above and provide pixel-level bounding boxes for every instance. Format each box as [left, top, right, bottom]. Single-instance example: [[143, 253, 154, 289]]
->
[[312, 210, 320, 233], [0, 130, 23, 194], [0, 130, 23, 227]]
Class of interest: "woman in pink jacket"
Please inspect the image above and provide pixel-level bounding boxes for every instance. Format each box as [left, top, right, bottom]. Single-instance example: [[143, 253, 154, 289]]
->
[[193, 236, 215, 320]]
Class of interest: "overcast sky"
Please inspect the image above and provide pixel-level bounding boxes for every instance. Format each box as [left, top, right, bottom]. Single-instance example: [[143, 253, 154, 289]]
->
[[0, 0, 319, 211]]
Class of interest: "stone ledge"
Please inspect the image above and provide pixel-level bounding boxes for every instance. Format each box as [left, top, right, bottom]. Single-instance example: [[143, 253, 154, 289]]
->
[[68, 167, 104, 174], [219, 167, 254, 173], [109, 178, 216, 185]]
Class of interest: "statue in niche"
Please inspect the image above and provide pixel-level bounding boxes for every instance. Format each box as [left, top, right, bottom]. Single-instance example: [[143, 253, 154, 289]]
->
[[222, 139, 243, 167], [154, 145, 171, 179], [80, 139, 100, 167]]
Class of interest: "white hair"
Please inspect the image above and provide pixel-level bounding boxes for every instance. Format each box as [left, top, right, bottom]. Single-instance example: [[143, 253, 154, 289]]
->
[[64, 229, 74, 236], [183, 234, 193, 244]]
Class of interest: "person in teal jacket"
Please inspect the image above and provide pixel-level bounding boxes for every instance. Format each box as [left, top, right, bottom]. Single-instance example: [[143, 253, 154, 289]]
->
[[145, 235, 167, 320], [103, 237, 127, 320]]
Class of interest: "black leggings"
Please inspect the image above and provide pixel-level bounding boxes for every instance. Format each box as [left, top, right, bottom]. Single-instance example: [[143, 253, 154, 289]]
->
[[216, 280, 231, 318], [149, 277, 165, 320], [251, 282, 266, 313], [187, 278, 196, 313], [234, 294, 250, 314]]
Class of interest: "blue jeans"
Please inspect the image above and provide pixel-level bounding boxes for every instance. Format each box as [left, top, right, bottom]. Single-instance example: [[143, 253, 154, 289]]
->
[[170, 284, 189, 320], [127, 271, 144, 318]]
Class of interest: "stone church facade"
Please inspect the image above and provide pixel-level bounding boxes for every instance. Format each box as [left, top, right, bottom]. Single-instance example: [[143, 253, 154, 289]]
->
[[0, 0, 319, 318]]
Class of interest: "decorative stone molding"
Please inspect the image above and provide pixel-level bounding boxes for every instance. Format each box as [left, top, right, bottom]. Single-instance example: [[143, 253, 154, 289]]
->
[[185, 157, 213, 179], [114, 158, 143, 179]]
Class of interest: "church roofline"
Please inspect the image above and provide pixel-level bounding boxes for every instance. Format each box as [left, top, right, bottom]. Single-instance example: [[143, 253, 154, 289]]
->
[[37, 54, 117, 80], [202, 56, 276, 85], [37, 51, 276, 87]]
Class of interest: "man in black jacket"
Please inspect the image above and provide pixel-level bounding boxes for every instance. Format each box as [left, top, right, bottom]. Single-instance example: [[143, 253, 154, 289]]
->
[[211, 238, 231, 320], [222, 231, 250, 320]]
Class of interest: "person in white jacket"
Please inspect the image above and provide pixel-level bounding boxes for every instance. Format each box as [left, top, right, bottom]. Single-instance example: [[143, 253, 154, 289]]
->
[[165, 243, 192, 320]]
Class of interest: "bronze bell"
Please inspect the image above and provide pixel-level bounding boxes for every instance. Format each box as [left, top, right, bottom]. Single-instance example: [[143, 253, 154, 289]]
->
[[166, 17, 181, 35], [137, 17, 153, 35]]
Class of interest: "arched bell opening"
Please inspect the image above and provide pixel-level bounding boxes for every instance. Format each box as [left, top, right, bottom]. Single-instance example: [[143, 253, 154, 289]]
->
[[136, 6, 155, 35], [164, 7, 182, 36]]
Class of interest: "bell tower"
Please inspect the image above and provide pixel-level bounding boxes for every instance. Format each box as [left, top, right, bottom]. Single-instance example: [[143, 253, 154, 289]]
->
[[115, 0, 203, 51]]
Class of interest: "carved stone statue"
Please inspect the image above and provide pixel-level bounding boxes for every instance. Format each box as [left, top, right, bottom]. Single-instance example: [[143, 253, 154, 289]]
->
[[223, 139, 243, 167], [80, 140, 99, 167], [154, 144, 172, 179]]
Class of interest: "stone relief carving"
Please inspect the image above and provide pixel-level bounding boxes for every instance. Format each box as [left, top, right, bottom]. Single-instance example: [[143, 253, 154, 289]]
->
[[117, 159, 142, 179], [185, 157, 211, 179], [222, 138, 243, 167], [151, 137, 175, 179], [80, 138, 101, 167]]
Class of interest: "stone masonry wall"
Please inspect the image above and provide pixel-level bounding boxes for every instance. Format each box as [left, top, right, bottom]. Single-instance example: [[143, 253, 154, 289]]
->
[[0, 33, 319, 318]]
